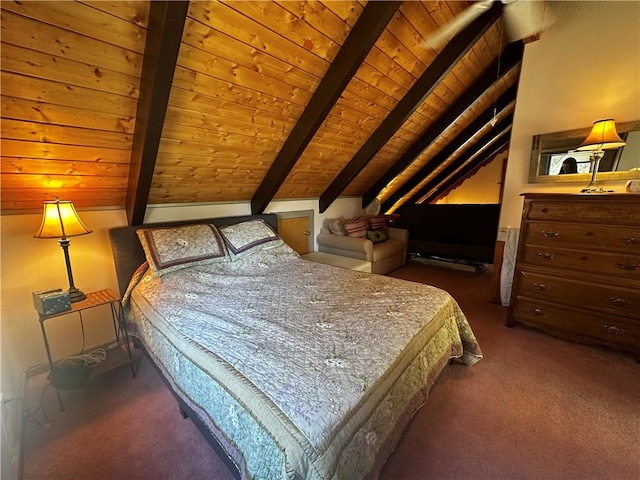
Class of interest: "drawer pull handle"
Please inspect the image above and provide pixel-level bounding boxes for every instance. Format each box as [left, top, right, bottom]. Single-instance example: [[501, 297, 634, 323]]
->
[[533, 283, 549, 291], [617, 262, 640, 271], [531, 308, 544, 316], [624, 236, 640, 244], [541, 208, 549, 213], [540, 230, 559, 238], [537, 252, 555, 260], [610, 297, 631, 306], [603, 325, 626, 335]]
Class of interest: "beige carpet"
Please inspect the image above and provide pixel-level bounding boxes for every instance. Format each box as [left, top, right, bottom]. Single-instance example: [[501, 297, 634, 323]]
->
[[21, 261, 640, 479]]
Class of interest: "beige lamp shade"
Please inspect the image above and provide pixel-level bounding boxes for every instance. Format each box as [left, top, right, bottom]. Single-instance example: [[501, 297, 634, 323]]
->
[[576, 118, 626, 151], [34, 199, 92, 239]]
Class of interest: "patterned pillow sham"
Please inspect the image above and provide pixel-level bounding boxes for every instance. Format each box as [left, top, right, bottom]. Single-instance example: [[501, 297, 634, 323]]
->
[[137, 224, 229, 276], [343, 216, 368, 238], [121, 261, 149, 306], [219, 219, 283, 261]]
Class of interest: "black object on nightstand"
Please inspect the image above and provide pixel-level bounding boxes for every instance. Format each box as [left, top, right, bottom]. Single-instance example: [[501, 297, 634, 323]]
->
[[37, 289, 136, 410]]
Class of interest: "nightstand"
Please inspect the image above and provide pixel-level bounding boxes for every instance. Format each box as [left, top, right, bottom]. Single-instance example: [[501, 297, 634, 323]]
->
[[38, 288, 135, 410]]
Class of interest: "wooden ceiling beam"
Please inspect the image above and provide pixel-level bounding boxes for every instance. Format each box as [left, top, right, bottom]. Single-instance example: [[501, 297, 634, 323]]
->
[[125, 1, 188, 225], [403, 113, 514, 208], [318, 1, 503, 213], [249, 1, 401, 215], [361, 41, 523, 209], [427, 140, 510, 204], [380, 84, 517, 212]]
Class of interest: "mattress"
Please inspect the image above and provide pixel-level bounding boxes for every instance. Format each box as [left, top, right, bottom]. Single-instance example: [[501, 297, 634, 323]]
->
[[125, 241, 482, 479]]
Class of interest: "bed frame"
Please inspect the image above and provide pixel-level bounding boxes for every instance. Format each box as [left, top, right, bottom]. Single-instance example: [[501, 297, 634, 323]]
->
[[109, 214, 278, 479]]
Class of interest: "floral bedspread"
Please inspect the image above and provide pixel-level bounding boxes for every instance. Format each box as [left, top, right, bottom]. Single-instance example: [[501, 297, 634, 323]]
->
[[128, 243, 482, 479]]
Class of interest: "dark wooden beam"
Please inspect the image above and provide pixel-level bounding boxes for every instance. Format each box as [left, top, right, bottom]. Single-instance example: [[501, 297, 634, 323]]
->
[[249, 1, 401, 214], [380, 85, 517, 212], [361, 41, 523, 209], [403, 114, 514, 207], [318, 1, 503, 213], [125, 1, 188, 225], [428, 139, 510, 204]]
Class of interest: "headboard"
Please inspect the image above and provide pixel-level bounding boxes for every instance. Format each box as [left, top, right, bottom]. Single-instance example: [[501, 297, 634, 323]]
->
[[108, 214, 279, 297]]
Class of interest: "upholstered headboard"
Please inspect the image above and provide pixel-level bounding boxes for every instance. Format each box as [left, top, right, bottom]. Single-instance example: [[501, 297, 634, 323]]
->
[[108, 214, 278, 297]]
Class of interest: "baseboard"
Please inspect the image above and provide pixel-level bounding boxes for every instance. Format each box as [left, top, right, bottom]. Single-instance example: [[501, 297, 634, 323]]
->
[[25, 363, 49, 379], [1, 363, 32, 480], [411, 257, 480, 272]]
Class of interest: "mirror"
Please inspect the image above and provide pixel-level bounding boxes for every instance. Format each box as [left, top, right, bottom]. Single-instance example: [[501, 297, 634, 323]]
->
[[529, 120, 640, 183]]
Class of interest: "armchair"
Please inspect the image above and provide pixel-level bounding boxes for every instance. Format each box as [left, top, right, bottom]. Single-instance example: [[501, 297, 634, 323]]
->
[[316, 219, 409, 275]]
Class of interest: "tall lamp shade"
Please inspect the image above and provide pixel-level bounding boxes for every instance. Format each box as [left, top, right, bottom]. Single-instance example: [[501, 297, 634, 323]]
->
[[576, 118, 626, 193], [34, 198, 92, 302]]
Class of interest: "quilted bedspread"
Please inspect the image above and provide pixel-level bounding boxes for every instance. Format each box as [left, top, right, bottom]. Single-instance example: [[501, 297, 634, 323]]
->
[[127, 243, 482, 480]]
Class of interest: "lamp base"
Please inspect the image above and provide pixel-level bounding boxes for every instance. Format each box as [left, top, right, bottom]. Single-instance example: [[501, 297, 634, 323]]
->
[[581, 151, 606, 193], [68, 287, 87, 303], [580, 184, 606, 193]]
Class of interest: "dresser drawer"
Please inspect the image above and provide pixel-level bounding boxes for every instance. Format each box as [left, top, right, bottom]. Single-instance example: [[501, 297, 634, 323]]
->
[[517, 271, 640, 318], [524, 222, 640, 253], [512, 298, 640, 352], [526, 199, 640, 226], [521, 245, 640, 280]]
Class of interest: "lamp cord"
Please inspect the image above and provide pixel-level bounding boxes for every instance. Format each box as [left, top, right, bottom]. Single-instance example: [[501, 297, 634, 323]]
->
[[57, 314, 107, 368], [58, 349, 107, 369]]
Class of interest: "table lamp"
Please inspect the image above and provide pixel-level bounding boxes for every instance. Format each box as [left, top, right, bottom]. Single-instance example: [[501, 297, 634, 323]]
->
[[34, 198, 92, 302], [576, 118, 626, 193]]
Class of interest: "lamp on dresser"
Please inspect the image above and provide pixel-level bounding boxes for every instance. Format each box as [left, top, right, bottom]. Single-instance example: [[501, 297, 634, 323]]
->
[[34, 197, 92, 302], [576, 118, 626, 193]]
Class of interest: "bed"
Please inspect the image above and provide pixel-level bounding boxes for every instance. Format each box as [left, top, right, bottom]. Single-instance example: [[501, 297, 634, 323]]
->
[[109, 214, 482, 480]]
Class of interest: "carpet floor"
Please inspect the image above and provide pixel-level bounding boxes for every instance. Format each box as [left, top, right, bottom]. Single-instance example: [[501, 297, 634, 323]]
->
[[20, 261, 640, 479]]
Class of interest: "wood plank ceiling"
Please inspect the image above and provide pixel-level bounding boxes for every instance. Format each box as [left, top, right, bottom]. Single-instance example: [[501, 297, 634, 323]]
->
[[0, 0, 523, 223]]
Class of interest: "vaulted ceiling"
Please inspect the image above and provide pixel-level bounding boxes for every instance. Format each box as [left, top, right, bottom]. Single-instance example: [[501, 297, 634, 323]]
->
[[0, 0, 524, 224]]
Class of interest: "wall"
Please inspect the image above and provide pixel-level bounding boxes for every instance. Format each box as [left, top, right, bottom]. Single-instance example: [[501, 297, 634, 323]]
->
[[1, 210, 127, 389], [500, 0, 640, 229], [0, 208, 127, 475], [436, 152, 506, 204]]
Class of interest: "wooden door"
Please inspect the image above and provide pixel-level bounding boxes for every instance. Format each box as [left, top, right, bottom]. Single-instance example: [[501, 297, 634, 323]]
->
[[278, 217, 311, 255]]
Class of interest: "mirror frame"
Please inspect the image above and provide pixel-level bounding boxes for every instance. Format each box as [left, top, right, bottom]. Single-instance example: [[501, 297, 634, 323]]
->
[[529, 120, 640, 183]]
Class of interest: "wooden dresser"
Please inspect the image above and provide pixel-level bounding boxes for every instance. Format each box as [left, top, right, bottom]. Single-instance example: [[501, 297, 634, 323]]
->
[[507, 193, 640, 360]]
